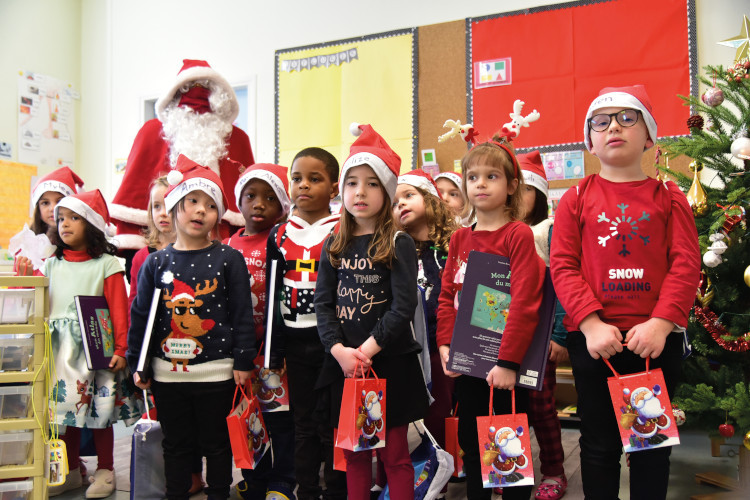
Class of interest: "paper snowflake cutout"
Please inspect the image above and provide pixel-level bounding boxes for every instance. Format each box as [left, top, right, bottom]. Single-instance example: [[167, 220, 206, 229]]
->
[[597, 203, 650, 257]]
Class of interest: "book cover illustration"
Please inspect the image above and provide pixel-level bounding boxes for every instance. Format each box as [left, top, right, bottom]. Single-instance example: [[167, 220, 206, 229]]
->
[[469, 284, 511, 333], [75, 296, 114, 370]]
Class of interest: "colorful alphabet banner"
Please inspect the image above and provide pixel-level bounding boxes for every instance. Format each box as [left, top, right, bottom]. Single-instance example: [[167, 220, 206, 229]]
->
[[468, 0, 696, 152], [276, 29, 417, 172]]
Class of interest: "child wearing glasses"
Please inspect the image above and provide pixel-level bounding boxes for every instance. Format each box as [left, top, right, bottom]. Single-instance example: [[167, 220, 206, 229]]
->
[[549, 85, 700, 499]]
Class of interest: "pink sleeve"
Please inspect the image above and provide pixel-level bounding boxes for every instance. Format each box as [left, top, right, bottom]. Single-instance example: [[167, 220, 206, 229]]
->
[[128, 248, 149, 322], [550, 188, 603, 330], [650, 182, 701, 327], [104, 273, 129, 357]]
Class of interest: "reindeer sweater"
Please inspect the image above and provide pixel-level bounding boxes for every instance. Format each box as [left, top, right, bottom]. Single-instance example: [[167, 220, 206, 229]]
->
[[126, 241, 255, 383]]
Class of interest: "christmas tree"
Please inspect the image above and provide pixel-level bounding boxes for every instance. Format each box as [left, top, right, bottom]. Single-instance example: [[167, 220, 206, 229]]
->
[[657, 19, 750, 448]]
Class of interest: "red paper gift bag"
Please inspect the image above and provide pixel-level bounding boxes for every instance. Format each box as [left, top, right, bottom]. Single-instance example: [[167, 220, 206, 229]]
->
[[332, 428, 347, 471], [605, 357, 679, 453], [335, 364, 386, 452], [247, 353, 290, 413], [445, 404, 466, 478], [226, 385, 270, 469], [476, 389, 534, 489]]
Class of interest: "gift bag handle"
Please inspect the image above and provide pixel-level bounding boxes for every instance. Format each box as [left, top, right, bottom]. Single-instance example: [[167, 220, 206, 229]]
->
[[602, 343, 650, 379], [354, 349, 379, 379], [488, 387, 516, 418], [232, 383, 251, 406]]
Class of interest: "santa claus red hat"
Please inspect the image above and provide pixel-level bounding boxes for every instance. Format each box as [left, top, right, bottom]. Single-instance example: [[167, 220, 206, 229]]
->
[[31, 166, 84, 208], [584, 84, 657, 152], [434, 172, 462, 191], [155, 59, 239, 124], [234, 163, 292, 216], [164, 155, 228, 218], [342, 123, 401, 200], [55, 189, 112, 236], [397, 169, 440, 198], [517, 151, 548, 198]]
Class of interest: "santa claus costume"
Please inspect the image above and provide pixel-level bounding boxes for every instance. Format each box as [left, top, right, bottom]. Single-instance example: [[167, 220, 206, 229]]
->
[[111, 59, 254, 254]]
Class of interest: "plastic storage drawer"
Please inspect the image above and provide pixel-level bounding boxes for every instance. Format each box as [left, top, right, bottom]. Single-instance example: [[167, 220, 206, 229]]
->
[[0, 386, 32, 419], [0, 431, 33, 466], [0, 480, 33, 500], [0, 337, 33, 372], [0, 289, 35, 324]]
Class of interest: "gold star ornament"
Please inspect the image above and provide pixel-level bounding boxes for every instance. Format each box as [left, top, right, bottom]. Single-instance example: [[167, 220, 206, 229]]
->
[[719, 15, 750, 63]]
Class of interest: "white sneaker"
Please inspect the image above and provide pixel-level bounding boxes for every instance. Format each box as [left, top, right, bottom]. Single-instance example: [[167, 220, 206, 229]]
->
[[85, 468, 116, 498], [48, 467, 83, 496]]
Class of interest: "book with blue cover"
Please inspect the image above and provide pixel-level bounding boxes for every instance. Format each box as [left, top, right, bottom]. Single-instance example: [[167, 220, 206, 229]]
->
[[447, 251, 556, 391]]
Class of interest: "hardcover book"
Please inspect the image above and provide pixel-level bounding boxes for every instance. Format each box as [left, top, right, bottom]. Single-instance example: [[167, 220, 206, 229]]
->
[[136, 288, 162, 381], [447, 251, 556, 390], [75, 295, 114, 370]]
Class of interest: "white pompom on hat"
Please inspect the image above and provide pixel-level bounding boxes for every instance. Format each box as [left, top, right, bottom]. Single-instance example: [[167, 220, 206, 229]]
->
[[163, 154, 228, 218], [397, 169, 440, 198], [517, 151, 549, 198], [584, 84, 657, 152], [31, 166, 84, 208], [341, 123, 401, 200], [234, 163, 292, 216], [55, 189, 112, 236]]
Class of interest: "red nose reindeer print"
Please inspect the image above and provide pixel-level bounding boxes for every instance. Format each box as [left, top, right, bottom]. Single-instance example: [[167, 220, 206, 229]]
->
[[160, 272, 217, 372]]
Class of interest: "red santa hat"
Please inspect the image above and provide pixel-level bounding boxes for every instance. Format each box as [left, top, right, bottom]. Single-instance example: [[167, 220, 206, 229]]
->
[[434, 172, 462, 191], [517, 151, 548, 198], [584, 84, 657, 152], [31, 166, 84, 208], [342, 123, 401, 200], [397, 169, 440, 198], [234, 163, 292, 216], [155, 59, 239, 124], [164, 155, 228, 218], [54, 189, 112, 236]]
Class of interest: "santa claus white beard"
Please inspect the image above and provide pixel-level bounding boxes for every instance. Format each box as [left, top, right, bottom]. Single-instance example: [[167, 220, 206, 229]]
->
[[161, 97, 233, 174], [638, 395, 665, 420], [499, 435, 524, 457]]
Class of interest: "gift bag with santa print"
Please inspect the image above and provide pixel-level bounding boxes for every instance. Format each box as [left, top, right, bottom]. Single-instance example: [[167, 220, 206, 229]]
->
[[226, 385, 270, 469], [605, 357, 679, 453], [445, 404, 466, 478], [247, 352, 290, 412], [335, 364, 386, 452], [475, 389, 534, 489]]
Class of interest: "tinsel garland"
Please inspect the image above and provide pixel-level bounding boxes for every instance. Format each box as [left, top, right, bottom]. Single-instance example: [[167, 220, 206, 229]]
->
[[693, 305, 750, 352]]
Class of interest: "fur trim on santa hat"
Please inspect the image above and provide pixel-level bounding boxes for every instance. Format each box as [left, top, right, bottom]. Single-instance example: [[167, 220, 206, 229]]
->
[[234, 163, 292, 216], [111, 233, 147, 250], [156, 59, 239, 124], [517, 151, 548, 198], [584, 84, 657, 152], [55, 189, 111, 236], [434, 172, 462, 191], [164, 155, 228, 218], [397, 169, 440, 198], [342, 123, 401, 200], [31, 166, 84, 208], [108, 203, 150, 226], [221, 210, 246, 227]]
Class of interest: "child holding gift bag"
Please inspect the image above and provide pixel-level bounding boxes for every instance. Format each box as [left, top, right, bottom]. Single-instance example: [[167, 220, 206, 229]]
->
[[550, 85, 700, 499], [127, 155, 255, 500], [436, 135, 545, 500], [315, 124, 430, 500]]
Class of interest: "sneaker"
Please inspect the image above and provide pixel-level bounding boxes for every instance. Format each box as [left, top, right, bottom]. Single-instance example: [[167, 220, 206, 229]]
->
[[266, 482, 297, 500], [534, 474, 567, 500], [85, 469, 116, 499], [48, 467, 83, 497]]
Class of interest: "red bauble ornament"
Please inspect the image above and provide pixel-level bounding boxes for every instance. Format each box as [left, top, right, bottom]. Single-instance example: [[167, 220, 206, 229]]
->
[[702, 87, 724, 107], [719, 423, 735, 438]]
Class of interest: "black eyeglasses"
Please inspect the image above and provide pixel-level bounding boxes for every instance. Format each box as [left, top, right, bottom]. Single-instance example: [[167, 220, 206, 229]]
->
[[588, 109, 641, 132]]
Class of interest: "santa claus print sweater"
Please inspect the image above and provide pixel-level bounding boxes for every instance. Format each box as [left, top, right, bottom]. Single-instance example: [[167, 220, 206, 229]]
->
[[126, 241, 255, 383], [436, 221, 545, 371], [550, 175, 701, 332]]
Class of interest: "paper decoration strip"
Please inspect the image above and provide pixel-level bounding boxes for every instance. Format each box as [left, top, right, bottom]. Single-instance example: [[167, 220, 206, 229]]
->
[[281, 48, 359, 72]]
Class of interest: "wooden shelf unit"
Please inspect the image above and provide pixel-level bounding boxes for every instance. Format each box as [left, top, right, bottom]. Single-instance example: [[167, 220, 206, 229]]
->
[[0, 276, 49, 499]]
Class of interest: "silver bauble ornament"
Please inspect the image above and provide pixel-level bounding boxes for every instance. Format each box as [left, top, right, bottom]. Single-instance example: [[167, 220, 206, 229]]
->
[[703, 250, 722, 268], [701, 87, 724, 107], [730, 137, 750, 160]]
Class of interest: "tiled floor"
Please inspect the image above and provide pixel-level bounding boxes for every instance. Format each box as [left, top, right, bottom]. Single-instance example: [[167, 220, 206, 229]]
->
[[55, 422, 743, 499]]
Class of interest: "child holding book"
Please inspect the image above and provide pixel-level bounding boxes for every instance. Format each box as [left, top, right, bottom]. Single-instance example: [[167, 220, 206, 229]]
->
[[517, 151, 568, 500], [266, 147, 345, 500], [127, 155, 255, 500], [315, 124, 429, 500], [550, 85, 701, 499], [436, 137, 545, 500], [43, 189, 141, 498], [225, 162, 296, 500]]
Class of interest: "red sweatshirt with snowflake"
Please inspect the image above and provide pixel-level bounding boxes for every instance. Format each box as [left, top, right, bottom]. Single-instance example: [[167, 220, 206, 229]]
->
[[436, 221, 545, 370], [550, 175, 701, 332]]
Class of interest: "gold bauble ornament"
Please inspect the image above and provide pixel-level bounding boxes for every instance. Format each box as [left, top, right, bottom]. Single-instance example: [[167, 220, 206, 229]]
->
[[745, 430, 750, 451], [745, 265, 750, 288], [687, 161, 709, 217]]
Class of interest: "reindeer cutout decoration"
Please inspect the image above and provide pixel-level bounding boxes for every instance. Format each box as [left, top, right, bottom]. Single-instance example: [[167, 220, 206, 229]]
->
[[439, 119, 479, 145], [160, 272, 218, 372], [500, 99, 540, 141]]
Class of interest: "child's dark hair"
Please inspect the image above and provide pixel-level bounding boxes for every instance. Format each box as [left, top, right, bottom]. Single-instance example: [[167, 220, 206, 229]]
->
[[31, 208, 52, 237], [525, 187, 550, 226], [293, 147, 339, 182], [51, 218, 117, 259]]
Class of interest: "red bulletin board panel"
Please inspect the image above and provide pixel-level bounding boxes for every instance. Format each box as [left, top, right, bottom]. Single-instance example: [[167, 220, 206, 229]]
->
[[469, 0, 693, 150]]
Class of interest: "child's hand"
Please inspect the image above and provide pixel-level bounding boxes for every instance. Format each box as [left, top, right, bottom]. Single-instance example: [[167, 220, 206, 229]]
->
[[14, 257, 34, 276], [486, 365, 516, 390], [234, 370, 251, 386], [580, 314, 623, 360], [109, 355, 126, 372], [624, 317, 673, 359], [133, 372, 151, 390], [549, 340, 569, 364], [331, 344, 371, 378], [438, 345, 460, 378]]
